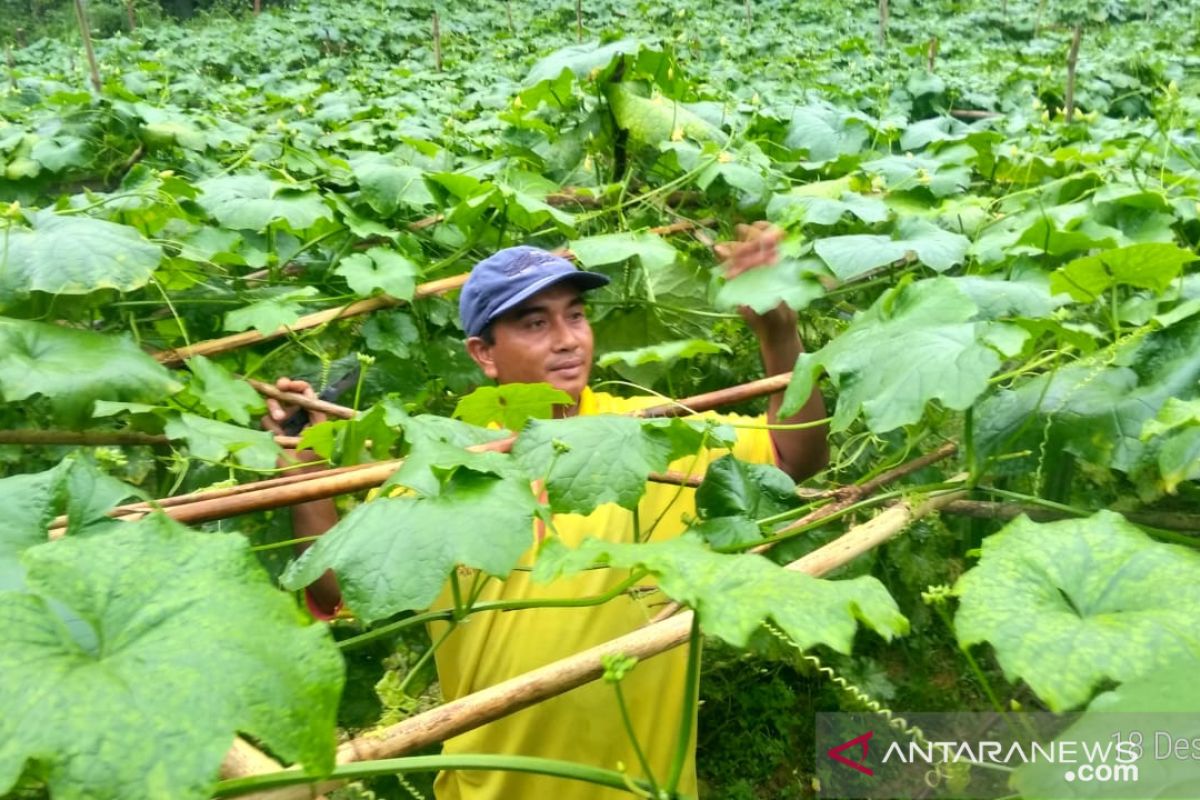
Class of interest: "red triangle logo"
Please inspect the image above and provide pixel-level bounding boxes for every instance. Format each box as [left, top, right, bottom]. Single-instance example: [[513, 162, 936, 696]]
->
[[827, 730, 874, 776]]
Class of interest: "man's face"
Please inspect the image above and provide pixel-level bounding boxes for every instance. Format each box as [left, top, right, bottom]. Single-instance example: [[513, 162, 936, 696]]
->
[[465, 283, 594, 402]]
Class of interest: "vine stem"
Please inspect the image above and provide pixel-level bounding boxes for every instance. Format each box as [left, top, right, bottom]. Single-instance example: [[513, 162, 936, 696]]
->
[[214, 755, 657, 799], [665, 615, 701, 794], [612, 681, 660, 795]]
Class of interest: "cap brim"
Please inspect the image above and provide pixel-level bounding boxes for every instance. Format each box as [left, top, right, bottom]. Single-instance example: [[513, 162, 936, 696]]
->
[[483, 269, 610, 330]]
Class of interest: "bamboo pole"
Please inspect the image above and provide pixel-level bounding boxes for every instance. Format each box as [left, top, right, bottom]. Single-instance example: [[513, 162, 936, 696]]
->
[[432, 10, 442, 71], [1, 429, 299, 448], [927, 36, 938, 72], [877, 0, 888, 45], [575, 0, 583, 41], [245, 379, 357, 421], [5, 45, 16, 91], [220, 490, 965, 797], [940, 499, 1200, 533], [155, 220, 711, 366], [1064, 25, 1083, 123], [504, 0, 513, 34], [125, 0, 136, 30], [47, 369, 796, 531]]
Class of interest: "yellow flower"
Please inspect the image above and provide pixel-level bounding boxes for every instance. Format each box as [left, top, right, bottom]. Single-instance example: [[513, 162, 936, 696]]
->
[[717, 151, 733, 163], [671, 126, 685, 142]]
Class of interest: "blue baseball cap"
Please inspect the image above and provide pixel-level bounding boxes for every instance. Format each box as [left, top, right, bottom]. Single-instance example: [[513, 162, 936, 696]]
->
[[459, 246, 610, 337]]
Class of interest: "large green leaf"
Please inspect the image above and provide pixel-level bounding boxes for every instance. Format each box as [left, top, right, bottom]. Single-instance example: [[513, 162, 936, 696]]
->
[[780, 278, 1027, 431], [975, 320, 1200, 474], [1049, 243, 1196, 302], [224, 286, 320, 335], [348, 153, 436, 216], [954, 512, 1200, 710], [195, 174, 332, 232], [512, 415, 718, 515], [452, 383, 573, 431], [281, 471, 537, 621], [185, 355, 264, 425], [569, 231, 677, 274], [714, 257, 827, 313], [813, 218, 970, 281], [597, 339, 728, 369], [0, 318, 181, 419], [784, 105, 871, 164], [607, 82, 722, 146], [0, 514, 343, 799], [0, 210, 161, 303], [767, 191, 890, 227], [164, 412, 282, 470], [692, 455, 796, 547], [335, 247, 419, 301], [1141, 398, 1200, 492], [534, 534, 907, 650], [524, 38, 644, 85]]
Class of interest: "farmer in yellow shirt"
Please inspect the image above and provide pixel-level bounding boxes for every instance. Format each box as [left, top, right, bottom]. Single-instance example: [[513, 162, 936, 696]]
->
[[269, 223, 828, 798]]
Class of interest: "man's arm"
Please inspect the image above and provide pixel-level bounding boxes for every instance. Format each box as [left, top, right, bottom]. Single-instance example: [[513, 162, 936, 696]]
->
[[716, 223, 830, 482], [262, 378, 343, 616]]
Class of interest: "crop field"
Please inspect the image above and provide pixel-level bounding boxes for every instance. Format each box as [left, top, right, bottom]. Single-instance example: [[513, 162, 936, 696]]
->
[[1, 0, 1199, 797]]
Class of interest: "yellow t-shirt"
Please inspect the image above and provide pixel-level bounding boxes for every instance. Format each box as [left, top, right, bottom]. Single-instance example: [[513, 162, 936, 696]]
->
[[429, 388, 775, 800]]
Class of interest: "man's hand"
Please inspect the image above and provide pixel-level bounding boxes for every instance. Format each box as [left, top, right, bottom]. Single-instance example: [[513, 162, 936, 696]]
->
[[714, 221, 796, 337], [260, 377, 327, 470]]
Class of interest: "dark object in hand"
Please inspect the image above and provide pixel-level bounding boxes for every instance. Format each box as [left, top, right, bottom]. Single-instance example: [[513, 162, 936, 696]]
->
[[279, 366, 361, 436]]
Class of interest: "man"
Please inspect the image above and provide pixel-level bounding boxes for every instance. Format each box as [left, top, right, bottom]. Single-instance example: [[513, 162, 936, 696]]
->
[[267, 223, 828, 798]]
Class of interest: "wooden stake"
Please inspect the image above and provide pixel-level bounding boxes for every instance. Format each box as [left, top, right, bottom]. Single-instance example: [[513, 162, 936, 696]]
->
[[432, 10, 442, 71], [5, 45, 16, 91], [575, 0, 583, 41], [72, 0, 103, 93], [927, 36, 938, 71], [1064, 25, 1082, 123], [744, 0, 752, 27], [125, 0, 136, 30], [0, 429, 299, 449], [505, 0, 513, 34], [253, 0, 261, 15], [877, 0, 888, 45], [219, 490, 965, 798], [940, 499, 1200, 533], [1034, 0, 1047, 35]]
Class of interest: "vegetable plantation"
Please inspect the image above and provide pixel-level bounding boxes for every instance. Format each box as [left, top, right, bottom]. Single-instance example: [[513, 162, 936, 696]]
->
[[2, 0, 1200, 797]]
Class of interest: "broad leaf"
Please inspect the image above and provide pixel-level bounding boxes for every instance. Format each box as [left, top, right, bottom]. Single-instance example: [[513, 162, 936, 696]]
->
[[607, 82, 722, 146], [1050, 243, 1195, 302], [569, 231, 677, 274], [0, 318, 181, 419], [524, 38, 643, 85], [714, 257, 826, 313], [814, 218, 970, 281], [0, 211, 161, 303], [165, 413, 281, 470], [0, 514, 343, 799], [781, 278, 1027, 431], [281, 471, 537, 621], [767, 191, 890, 227], [785, 104, 871, 163], [955, 512, 1200, 710], [1141, 398, 1200, 493], [186, 355, 264, 425], [335, 248, 419, 301], [696, 455, 796, 521], [452, 383, 574, 430], [196, 174, 332, 232], [598, 339, 728, 368], [952, 274, 1064, 320], [348, 153, 436, 216], [534, 534, 907, 650], [512, 415, 715, 515], [224, 286, 319, 335]]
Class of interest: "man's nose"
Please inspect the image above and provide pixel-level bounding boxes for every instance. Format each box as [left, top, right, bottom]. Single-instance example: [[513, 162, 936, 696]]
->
[[549, 314, 580, 350]]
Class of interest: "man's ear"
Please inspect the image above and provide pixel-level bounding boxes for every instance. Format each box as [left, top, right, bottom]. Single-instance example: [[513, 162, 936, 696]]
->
[[466, 336, 499, 380]]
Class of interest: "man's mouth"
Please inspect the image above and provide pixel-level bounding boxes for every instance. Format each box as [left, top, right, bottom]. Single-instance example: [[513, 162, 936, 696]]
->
[[549, 360, 584, 377]]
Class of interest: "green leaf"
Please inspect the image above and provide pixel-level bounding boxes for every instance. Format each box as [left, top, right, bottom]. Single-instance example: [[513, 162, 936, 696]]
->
[[607, 82, 722, 146], [976, 320, 1200, 474], [952, 274, 1064, 320], [569, 231, 678, 274], [1049, 243, 1196, 302], [281, 471, 537, 621], [29, 135, 89, 172], [0, 514, 343, 799], [784, 105, 871, 163], [781, 278, 1027, 431], [165, 413, 281, 470], [1156, 427, 1200, 492], [767, 191, 890, 227], [224, 286, 319, 335], [954, 511, 1200, 710], [348, 153, 435, 216], [362, 310, 420, 358], [534, 534, 907, 650], [196, 174, 332, 232], [335, 247, 419, 301], [0, 318, 181, 420], [1141, 397, 1200, 440], [597, 339, 729, 369], [813, 218, 970, 280], [0, 462, 68, 592], [512, 416, 714, 515], [696, 454, 796, 521], [0, 211, 162, 303], [524, 38, 644, 85], [453, 383, 574, 431], [714, 257, 827, 313], [382, 437, 524, 498], [185, 356, 264, 425]]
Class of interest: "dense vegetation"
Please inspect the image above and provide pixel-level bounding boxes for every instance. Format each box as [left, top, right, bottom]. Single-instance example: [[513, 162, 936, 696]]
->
[[2, 0, 1199, 797]]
